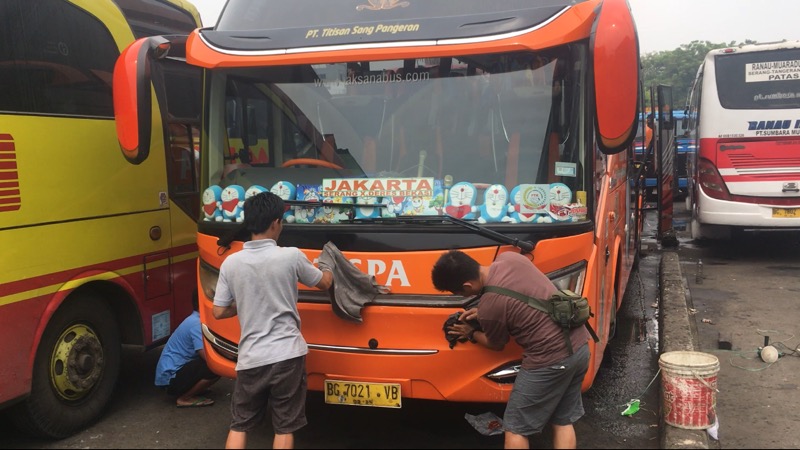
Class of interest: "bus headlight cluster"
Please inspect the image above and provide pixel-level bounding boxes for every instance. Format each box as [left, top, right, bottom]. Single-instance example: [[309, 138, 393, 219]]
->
[[547, 261, 587, 296]]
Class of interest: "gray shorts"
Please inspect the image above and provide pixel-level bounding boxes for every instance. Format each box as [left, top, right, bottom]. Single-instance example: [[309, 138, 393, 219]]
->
[[230, 356, 307, 435], [503, 343, 590, 436]]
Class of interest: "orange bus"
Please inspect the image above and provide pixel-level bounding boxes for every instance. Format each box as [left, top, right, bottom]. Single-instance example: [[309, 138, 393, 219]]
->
[[0, 0, 202, 438], [114, 0, 642, 407]]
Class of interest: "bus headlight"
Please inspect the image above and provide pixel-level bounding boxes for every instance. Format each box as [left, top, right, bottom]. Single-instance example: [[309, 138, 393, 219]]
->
[[547, 261, 587, 295], [199, 259, 219, 303]]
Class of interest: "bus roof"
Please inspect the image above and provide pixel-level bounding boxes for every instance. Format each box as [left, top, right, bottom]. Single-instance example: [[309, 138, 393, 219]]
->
[[203, 0, 585, 52], [706, 39, 800, 59]]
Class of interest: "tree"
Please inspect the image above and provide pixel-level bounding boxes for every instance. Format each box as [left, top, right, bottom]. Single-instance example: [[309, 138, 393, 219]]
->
[[641, 40, 758, 109]]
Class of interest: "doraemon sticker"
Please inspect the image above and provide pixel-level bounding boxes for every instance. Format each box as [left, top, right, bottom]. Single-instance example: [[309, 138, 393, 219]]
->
[[508, 184, 549, 223], [202, 185, 223, 221], [295, 184, 321, 224], [477, 184, 513, 223], [317, 196, 352, 223], [268, 182, 296, 223], [550, 183, 572, 204], [549, 183, 576, 222], [550, 183, 586, 222], [246, 184, 268, 199], [444, 181, 477, 219], [355, 195, 381, 220], [220, 185, 246, 222], [381, 196, 406, 218]]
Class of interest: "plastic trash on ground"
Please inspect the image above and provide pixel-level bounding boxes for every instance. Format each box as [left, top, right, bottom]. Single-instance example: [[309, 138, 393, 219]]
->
[[464, 412, 504, 436], [621, 399, 640, 416]]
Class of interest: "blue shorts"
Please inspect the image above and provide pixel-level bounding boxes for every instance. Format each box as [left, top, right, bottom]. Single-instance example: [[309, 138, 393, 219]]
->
[[503, 343, 590, 436]]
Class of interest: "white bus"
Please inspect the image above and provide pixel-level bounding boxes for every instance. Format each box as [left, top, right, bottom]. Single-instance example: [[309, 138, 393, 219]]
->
[[685, 40, 800, 240]]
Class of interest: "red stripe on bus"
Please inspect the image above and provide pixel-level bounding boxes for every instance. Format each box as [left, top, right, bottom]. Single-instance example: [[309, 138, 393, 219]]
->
[[0, 181, 19, 189], [0, 172, 20, 180], [0, 204, 21, 212], [0, 189, 21, 197], [0, 243, 198, 297], [0, 142, 15, 152], [0, 153, 17, 160], [0, 196, 21, 204], [0, 161, 18, 170]]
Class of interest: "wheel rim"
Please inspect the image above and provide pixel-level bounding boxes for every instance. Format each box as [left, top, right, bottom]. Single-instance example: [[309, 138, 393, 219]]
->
[[49, 324, 104, 401]]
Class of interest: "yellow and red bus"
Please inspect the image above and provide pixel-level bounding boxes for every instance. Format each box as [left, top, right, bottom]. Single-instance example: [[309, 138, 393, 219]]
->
[[0, 0, 202, 438], [115, 0, 642, 408]]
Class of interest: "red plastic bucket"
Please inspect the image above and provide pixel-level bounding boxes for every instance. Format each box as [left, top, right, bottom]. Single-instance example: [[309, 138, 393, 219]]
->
[[659, 351, 719, 429]]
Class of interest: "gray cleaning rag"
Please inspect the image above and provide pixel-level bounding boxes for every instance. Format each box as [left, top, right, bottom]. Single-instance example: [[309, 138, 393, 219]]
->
[[318, 241, 390, 322]]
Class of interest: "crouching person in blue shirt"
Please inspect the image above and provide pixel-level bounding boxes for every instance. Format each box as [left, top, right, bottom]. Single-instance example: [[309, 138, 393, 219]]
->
[[155, 291, 221, 407]]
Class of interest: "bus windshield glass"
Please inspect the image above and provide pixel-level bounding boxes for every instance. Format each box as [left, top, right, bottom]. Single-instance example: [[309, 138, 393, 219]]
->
[[204, 46, 588, 225], [716, 48, 800, 110]]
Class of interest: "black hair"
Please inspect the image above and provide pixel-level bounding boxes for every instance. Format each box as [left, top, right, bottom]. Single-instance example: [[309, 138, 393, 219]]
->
[[431, 249, 480, 294], [191, 290, 199, 312], [243, 191, 284, 235]]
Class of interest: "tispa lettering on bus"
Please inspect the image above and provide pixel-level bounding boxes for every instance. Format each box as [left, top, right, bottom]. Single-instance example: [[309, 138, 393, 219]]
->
[[349, 258, 410, 287], [313, 256, 410, 287]]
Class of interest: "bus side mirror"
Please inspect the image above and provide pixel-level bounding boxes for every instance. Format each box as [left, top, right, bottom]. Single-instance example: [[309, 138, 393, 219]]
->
[[591, 0, 640, 155], [113, 36, 171, 165]]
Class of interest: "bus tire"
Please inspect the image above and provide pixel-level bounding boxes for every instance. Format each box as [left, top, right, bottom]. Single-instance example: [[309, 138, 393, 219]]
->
[[690, 218, 705, 241], [11, 295, 121, 439]]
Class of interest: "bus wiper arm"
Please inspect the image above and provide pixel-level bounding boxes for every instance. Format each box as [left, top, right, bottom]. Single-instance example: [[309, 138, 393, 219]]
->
[[218, 201, 388, 248], [386, 215, 534, 254], [285, 200, 387, 208]]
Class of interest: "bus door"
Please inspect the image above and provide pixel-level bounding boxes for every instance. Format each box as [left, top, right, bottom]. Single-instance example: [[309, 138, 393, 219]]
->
[[654, 85, 678, 247], [149, 45, 203, 325]]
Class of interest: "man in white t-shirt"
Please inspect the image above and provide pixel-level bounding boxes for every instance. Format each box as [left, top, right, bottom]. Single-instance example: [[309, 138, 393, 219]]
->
[[213, 191, 332, 449]]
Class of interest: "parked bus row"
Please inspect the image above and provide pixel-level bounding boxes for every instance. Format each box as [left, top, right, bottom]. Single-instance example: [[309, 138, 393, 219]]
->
[[634, 110, 695, 198], [14, 0, 772, 439]]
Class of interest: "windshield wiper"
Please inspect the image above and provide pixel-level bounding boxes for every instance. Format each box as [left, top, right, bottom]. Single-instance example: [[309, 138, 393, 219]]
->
[[217, 200, 388, 248], [285, 200, 387, 208], [369, 215, 534, 254], [218, 209, 533, 254]]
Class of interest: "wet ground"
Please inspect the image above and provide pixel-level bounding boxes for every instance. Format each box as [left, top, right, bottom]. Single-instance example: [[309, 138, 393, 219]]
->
[[668, 203, 800, 449], [578, 211, 662, 448]]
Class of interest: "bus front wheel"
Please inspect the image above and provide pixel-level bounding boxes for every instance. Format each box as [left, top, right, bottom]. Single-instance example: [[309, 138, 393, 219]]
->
[[12, 295, 121, 439]]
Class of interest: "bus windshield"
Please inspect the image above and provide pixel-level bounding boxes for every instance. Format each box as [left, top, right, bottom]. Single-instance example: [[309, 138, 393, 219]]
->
[[204, 46, 589, 225], [715, 47, 800, 110]]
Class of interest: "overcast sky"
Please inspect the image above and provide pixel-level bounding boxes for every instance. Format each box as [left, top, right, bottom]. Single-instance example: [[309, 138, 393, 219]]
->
[[191, 0, 799, 55]]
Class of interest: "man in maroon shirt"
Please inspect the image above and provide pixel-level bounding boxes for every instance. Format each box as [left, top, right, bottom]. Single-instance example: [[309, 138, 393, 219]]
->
[[432, 250, 590, 449]]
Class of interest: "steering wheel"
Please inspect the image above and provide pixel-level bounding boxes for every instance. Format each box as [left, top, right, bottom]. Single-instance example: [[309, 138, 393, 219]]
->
[[281, 158, 343, 170]]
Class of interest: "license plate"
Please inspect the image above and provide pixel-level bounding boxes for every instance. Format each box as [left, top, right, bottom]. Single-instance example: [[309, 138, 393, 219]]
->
[[772, 208, 800, 218], [324, 380, 401, 408]]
